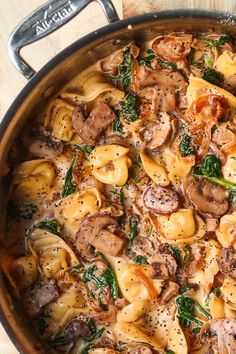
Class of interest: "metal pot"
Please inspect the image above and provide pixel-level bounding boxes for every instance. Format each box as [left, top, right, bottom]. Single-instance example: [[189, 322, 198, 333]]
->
[[0, 1, 235, 352]]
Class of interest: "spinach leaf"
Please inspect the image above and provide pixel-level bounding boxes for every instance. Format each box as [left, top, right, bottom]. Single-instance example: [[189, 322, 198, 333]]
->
[[113, 117, 124, 135], [205, 287, 221, 307], [119, 93, 139, 122], [103, 266, 119, 299], [62, 158, 76, 197], [48, 332, 71, 348], [70, 264, 83, 275], [81, 326, 105, 354], [38, 312, 51, 335], [128, 217, 138, 251], [76, 144, 95, 159], [183, 246, 191, 267], [83, 261, 119, 300], [133, 255, 149, 264], [159, 58, 177, 70], [162, 244, 182, 267], [166, 350, 175, 354], [176, 296, 211, 329], [202, 68, 223, 87], [36, 219, 61, 236], [179, 285, 192, 294], [7, 200, 38, 220], [205, 34, 232, 48], [139, 49, 157, 68], [179, 132, 194, 157], [200, 154, 221, 177], [118, 46, 134, 89]]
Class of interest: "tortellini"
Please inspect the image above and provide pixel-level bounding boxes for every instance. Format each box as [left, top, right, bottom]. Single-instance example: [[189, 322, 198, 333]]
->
[[215, 51, 236, 78], [221, 278, 236, 309], [45, 98, 75, 142], [12, 159, 56, 201], [140, 150, 170, 186], [156, 209, 206, 245], [216, 212, 236, 249], [61, 71, 125, 106], [45, 285, 88, 333], [55, 188, 102, 231], [90, 145, 132, 185], [186, 75, 236, 108], [115, 303, 187, 353], [28, 228, 80, 278], [209, 279, 236, 319], [222, 151, 236, 183], [164, 148, 195, 187], [114, 262, 163, 303], [0, 254, 38, 296]]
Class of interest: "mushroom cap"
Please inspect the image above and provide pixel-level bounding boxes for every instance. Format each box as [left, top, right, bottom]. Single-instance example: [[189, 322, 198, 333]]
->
[[186, 178, 229, 218], [142, 185, 179, 215], [217, 248, 236, 280], [200, 319, 236, 354]]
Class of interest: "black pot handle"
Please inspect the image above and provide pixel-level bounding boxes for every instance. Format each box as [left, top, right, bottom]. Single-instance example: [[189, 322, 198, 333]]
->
[[8, 0, 120, 80]]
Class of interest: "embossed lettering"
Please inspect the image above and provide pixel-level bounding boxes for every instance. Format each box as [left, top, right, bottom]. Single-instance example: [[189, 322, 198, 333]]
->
[[32, 1, 75, 35]]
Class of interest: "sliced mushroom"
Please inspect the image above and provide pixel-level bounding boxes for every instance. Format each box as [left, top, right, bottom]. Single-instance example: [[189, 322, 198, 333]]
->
[[79, 173, 105, 193], [139, 86, 176, 114], [152, 34, 192, 61], [133, 236, 155, 258], [139, 69, 187, 90], [22, 279, 59, 318], [149, 252, 177, 280], [200, 319, 236, 354], [217, 248, 236, 280], [63, 319, 92, 341], [212, 126, 235, 150], [140, 113, 172, 150], [209, 142, 226, 164], [158, 281, 179, 305], [143, 185, 179, 215], [28, 135, 63, 159], [72, 102, 116, 145], [186, 178, 228, 218], [76, 214, 125, 258]]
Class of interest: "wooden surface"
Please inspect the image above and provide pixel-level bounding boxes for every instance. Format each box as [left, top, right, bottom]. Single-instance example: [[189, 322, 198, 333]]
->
[[0, 0, 236, 353]]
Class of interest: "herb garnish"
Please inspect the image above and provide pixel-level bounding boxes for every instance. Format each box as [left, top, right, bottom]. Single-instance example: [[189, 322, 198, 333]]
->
[[139, 49, 157, 68], [83, 259, 119, 300], [193, 154, 236, 203], [7, 200, 38, 220], [76, 144, 95, 159], [159, 58, 177, 70], [119, 93, 139, 122], [133, 255, 149, 264], [36, 219, 61, 236], [205, 34, 232, 48], [128, 217, 138, 252], [179, 132, 194, 157], [62, 158, 76, 197], [176, 295, 211, 329], [118, 46, 134, 89], [202, 68, 223, 87], [113, 117, 124, 135], [38, 312, 51, 335]]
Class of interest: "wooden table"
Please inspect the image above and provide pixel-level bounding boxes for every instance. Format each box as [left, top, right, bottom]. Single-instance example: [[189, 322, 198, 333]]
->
[[0, 0, 235, 352]]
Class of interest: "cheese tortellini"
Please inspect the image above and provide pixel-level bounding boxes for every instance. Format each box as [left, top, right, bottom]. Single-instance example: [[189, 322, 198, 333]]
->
[[90, 145, 132, 185], [12, 159, 56, 201], [216, 212, 236, 249], [156, 209, 206, 245], [215, 51, 236, 78], [140, 150, 170, 186], [222, 151, 236, 183], [186, 75, 236, 108], [28, 228, 80, 278]]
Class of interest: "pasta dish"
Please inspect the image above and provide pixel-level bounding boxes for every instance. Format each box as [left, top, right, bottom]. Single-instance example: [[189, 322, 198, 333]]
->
[[1, 32, 236, 353]]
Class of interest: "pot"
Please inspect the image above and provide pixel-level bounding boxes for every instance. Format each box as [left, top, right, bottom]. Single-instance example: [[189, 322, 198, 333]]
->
[[0, 1, 235, 352]]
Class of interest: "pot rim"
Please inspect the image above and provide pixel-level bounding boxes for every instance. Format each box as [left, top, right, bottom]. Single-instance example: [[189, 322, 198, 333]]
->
[[0, 7, 235, 353]]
